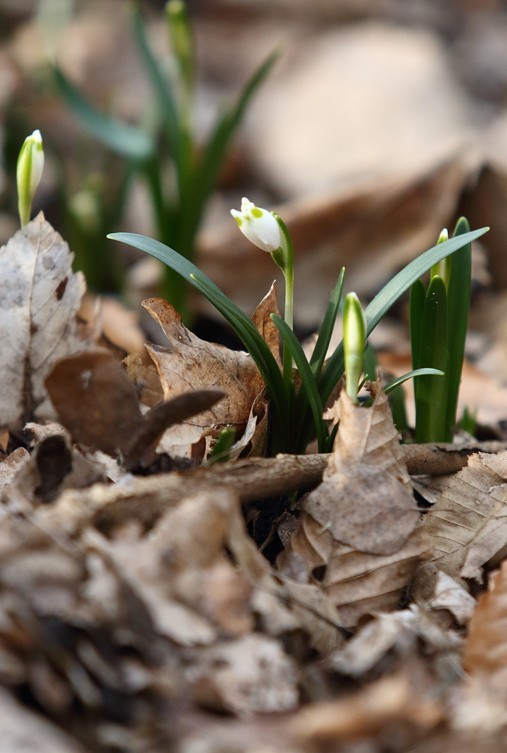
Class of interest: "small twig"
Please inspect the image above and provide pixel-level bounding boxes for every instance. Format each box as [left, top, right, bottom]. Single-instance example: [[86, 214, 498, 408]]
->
[[186, 441, 507, 502]]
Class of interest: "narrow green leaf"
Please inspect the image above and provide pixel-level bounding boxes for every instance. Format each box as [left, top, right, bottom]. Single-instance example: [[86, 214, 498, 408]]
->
[[409, 279, 426, 372], [363, 343, 378, 382], [184, 51, 278, 242], [310, 268, 345, 375], [415, 276, 448, 442], [388, 384, 409, 435], [131, 4, 181, 155], [445, 216, 472, 437], [318, 226, 488, 405], [53, 67, 153, 161], [272, 315, 328, 453], [384, 368, 444, 394]]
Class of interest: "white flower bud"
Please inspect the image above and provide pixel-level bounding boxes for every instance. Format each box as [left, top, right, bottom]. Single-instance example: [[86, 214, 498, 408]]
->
[[343, 292, 366, 402], [230, 197, 281, 253]]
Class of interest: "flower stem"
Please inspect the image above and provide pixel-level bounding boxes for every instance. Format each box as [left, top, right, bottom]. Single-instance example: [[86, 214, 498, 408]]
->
[[272, 214, 295, 385]]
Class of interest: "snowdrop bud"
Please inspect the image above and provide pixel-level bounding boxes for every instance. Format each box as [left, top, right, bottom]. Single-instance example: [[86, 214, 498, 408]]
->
[[17, 129, 44, 227], [230, 197, 281, 253], [431, 227, 451, 285], [438, 228, 449, 244], [343, 292, 366, 403]]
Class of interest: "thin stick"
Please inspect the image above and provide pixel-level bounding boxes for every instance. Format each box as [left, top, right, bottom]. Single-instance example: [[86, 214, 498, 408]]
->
[[186, 442, 507, 502]]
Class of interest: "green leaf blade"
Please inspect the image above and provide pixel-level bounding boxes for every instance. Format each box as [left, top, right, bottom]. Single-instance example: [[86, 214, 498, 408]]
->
[[54, 67, 154, 161], [272, 315, 328, 453], [186, 51, 278, 241], [445, 216, 472, 437], [415, 276, 448, 442], [131, 5, 181, 156], [310, 268, 345, 375], [319, 226, 488, 405]]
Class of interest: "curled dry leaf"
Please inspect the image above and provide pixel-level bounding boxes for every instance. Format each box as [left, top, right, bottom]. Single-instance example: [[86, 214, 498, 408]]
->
[[45, 350, 224, 468], [250, 282, 282, 367], [0, 215, 92, 429], [136, 298, 268, 457], [324, 380, 411, 486], [417, 450, 507, 584], [280, 383, 427, 627], [2, 423, 106, 506], [423, 571, 476, 625]]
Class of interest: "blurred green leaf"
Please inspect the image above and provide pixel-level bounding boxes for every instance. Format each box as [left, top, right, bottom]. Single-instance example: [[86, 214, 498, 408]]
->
[[54, 67, 154, 160]]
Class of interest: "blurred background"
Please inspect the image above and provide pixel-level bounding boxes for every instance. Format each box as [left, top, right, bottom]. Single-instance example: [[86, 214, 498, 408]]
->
[[2, 0, 507, 423]]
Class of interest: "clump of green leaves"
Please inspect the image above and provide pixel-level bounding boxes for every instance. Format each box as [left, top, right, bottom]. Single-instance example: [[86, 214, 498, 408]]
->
[[410, 218, 472, 442], [55, 1, 276, 314], [109, 201, 488, 456]]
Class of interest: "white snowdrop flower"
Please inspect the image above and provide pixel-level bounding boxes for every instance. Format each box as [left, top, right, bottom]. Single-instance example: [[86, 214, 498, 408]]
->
[[230, 197, 281, 253]]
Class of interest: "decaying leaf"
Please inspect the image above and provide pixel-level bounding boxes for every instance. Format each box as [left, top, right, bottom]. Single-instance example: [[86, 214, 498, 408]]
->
[[1, 423, 106, 506], [330, 605, 463, 678], [45, 350, 224, 467], [0, 215, 91, 429], [324, 380, 411, 485], [462, 560, 507, 688], [136, 298, 268, 457], [423, 571, 477, 625], [0, 688, 92, 753], [250, 282, 282, 367], [290, 673, 443, 744], [0, 447, 30, 497], [451, 560, 507, 736], [417, 450, 507, 583], [187, 633, 298, 715], [279, 383, 427, 627]]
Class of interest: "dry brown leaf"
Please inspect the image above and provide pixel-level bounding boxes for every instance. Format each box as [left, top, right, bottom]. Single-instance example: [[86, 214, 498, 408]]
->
[[0, 215, 91, 429], [2, 423, 106, 506], [78, 293, 145, 355], [418, 450, 507, 583], [141, 298, 267, 456], [0, 688, 92, 753], [462, 560, 507, 687], [250, 282, 282, 367], [123, 348, 164, 408], [423, 571, 476, 625], [290, 673, 443, 743], [187, 633, 298, 715], [0, 447, 30, 496], [45, 350, 224, 467], [330, 605, 463, 678], [325, 381, 411, 486], [280, 384, 427, 627]]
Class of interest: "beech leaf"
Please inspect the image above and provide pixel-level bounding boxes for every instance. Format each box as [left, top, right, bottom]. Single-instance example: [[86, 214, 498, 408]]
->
[[45, 350, 224, 466], [0, 215, 90, 428], [462, 560, 507, 689], [280, 383, 427, 627], [141, 298, 267, 455], [418, 450, 507, 583]]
